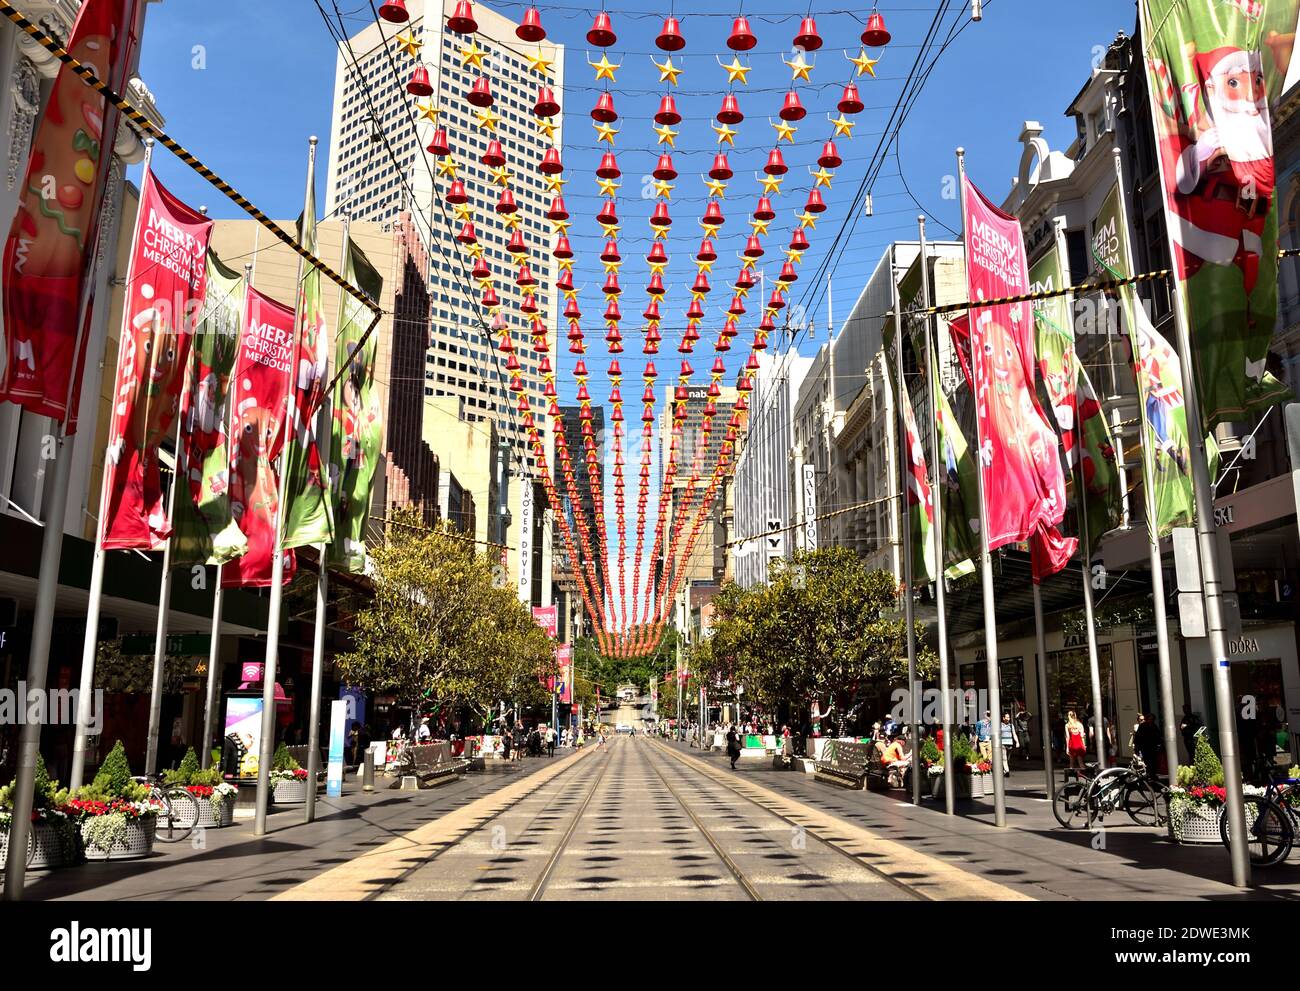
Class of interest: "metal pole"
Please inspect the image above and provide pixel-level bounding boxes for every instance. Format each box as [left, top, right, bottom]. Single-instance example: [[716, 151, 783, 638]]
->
[[254, 135, 317, 837], [956, 148, 1006, 825], [304, 208, 348, 823], [1032, 582, 1056, 797], [144, 421, 182, 775], [1111, 148, 1180, 788], [917, 218, 955, 814]]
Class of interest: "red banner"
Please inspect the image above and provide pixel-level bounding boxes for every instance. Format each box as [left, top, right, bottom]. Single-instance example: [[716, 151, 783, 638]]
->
[[532, 604, 558, 638], [960, 175, 1070, 554], [100, 169, 212, 550], [223, 287, 296, 587], [0, 0, 143, 430], [557, 644, 572, 704]]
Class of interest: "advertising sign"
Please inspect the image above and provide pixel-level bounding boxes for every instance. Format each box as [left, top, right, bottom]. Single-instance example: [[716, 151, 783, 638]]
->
[[326, 699, 346, 798], [223, 694, 263, 779]]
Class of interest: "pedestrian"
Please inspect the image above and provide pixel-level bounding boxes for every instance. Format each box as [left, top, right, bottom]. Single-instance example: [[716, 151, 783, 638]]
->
[[1179, 704, 1202, 763], [501, 727, 512, 761], [1087, 706, 1115, 760], [546, 724, 556, 757], [1065, 710, 1087, 775], [1014, 707, 1032, 763], [975, 711, 993, 763], [358, 723, 372, 767], [1000, 712, 1016, 774], [1134, 712, 1162, 779], [416, 716, 432, 742], [348, 723, 360, 766], [726, 724, 741, 770]]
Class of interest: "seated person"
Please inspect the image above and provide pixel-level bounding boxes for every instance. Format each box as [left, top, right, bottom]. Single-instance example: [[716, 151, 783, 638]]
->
[[881, 734, 911, 788]]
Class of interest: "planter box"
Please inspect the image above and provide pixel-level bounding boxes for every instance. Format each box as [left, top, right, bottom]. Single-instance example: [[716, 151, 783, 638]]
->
[[969, 773, 988, 798], [0, 819, 74, 870], [272, 778, 311, 805], [194, 796, 235, 829], [82, 816, 156, 862], [1168, 802, 1222, 844], [929, 770, 972, 801]]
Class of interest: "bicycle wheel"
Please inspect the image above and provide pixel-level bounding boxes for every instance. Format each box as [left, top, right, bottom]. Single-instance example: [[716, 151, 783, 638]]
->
[[155, 787, 199, 843], [1053, 780, 1090, 829], [1123, 779, 1166, 827], [1221, 796, 1293, 867]]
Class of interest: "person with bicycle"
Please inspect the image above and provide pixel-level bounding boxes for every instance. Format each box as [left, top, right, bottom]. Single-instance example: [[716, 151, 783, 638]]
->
[[1065, 710, 1088, 775], [1134, 713, 1163, 780]]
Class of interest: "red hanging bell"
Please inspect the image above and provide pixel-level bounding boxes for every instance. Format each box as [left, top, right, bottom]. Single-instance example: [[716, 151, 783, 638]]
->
[[557, 269, 574, 292], [778, 261, 798, 283], [734, 267, 756, 291], [596, 200, 618, 226], [702, 201, 724, 226], [789, 227, 810, 252], [728, 296, 746, 317], [764, 148, 788, 176], [547, 197, 569, 221], [716, 94, 743, 125], [838, 82, 865, 114], [448, 0, 477, 33], [696, 239, 717, 262], [759, 311, 776, 332], [553, 235, 573, 259], [456, 221, 477, 244], [862, 10, 891, 47], [564, 298, 582, 319], [727, 15, 756, 51], [594, 152, 621, 179], [592, 92, 618, 122], [691, 272, 711, 294], [654, 94, 681, 126], [818, 140, 842, 169], [445, 180, 468, 205], [517, 264, 538, 287], [426, 127, 450, 157], [604, 301, 622, 323], [793, 16, 822, 51], [743, 235, 764, 259], [481, 140, 505, 167], [520, 294, 538, 314], [482, 287, 500, 307], [805, 188, 827, 213], [686, 298, 705, 319], [603, 272, 621, 295], [769, 288, 786, 310], [652, 153, 677, 181], [496, 188, 517, 214], [656, 15, 685, 52], [647, 273, 666, 296], [517, 6, 546, 41], [472, 256, 490, 280], [779, 91, 806, 121], [650, 202, 672, 228], [708, 153, 733, 181], [378, 0, 408, 23], [644, 299, 662, 322], [753, 196, 776, 221], [600, 238, 621, 263], [587, 11, 616, 47], [539, 147, 563, 174], [534, 86, 560, 118], [468, 77, 493, 108], [508, 230, 529, 254], [646, 241, 668, 265], [407, 65, 433, 96]]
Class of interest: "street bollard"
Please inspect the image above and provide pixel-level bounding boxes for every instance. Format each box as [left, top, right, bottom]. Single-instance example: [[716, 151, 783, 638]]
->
[[362, 751, 374, 792]]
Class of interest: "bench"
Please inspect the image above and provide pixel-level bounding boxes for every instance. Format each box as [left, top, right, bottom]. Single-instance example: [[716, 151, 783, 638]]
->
[[813, 740, 876, 790], [405, 742, 469, 788], [284, 745, 327, 777]]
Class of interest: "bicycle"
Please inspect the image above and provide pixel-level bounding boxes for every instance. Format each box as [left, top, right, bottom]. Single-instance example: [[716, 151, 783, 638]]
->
[[1052, 754, 1168, 830], [1219, 771, 1297, 867], [132, 775, 199, 843]]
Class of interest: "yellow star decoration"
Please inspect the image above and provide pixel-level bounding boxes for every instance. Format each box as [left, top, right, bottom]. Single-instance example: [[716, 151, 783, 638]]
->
[[545, 174, 567, 194], [757, 173, 784, 196], [811, 166, 835, 188], [460, 39, 488, 70], [653, 55, 683, 86], [720, 56, 751, 85], [783, 247, 806, 264], [784, 52, 814, 82], [452, 203, 472, 222], [475, 107, 501, 131], [436, 156, 458, 178], [599, 221, 621, 237], [711, 121, 738, 146], [556, 257, 574, 273], [593, 120, 620, 144], [748, 216, 771, 236], [700, 221, 721, 237], [771, 119, 798, 143], [503, 213, 523, 230], [535, 117, 559, 141], [648, 260, 667, 276], [653, 226, 671, 240], [590, 53, 620, 82], [526, 50, 553, 75], [476, 277, 493, 293], [690, 283, 709, 301], [601, 258, 622, 274], [415, 101, 440, 124], [465, 242, 484, 259], [849, 48, 879, 77], [829, 113, 856, 138], [596, 177, 620, 197], [797, 211, 818, 230], [492, 166, 514, 187], [653, 180, 674, 199], [703, 178, 727, 198], [395, 31, 421, 59], [695, 257, 715, 274], [550, 218, 571, 235], [654, 123, 679, 147]]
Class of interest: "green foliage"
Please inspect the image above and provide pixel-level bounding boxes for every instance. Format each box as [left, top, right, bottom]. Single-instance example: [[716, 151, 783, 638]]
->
[[0, 754, 70, 811], [691, 549, 937, 717], [82, 812, 129, 853], [951, 735, 976, 765], [272, 743, 300, 772], [921, 737, 941, 765], [91, 740, 134, 797], [163, 747, 201, 786], [1192, 734, 1225, 788], [337, 511, 556, 716]]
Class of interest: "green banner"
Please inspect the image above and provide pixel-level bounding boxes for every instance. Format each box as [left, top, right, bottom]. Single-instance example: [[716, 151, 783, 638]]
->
[[281, 193, 334, 550], [328, 238, 384, 573], [1029, 243, 1121, 556], [172, 251, 247, 567], [1139, 0, 1297, 428], [932, 318, 980, 579]]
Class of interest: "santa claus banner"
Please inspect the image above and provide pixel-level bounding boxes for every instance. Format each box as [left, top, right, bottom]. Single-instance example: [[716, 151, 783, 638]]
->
[[100, 168, 213, 550], [1139, 0, 1298, 427], [557, 644, 572, 705], [327, 238, 383, 573], [223, 286, 296, 588], [885, 325, 935, 583], [1028, 243, 1121, 558], [172, 251, 247, 566], [0, 0, 143, 429], [931, 319, 980, 579], [960, 175, 1071, 556]]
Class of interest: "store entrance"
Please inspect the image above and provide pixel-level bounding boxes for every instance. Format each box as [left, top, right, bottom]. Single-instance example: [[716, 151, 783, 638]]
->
[[1200, 658, 1293, 778]]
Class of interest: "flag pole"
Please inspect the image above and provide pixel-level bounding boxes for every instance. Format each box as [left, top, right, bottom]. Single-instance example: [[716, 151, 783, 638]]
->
[[1111, 147, 1179, 786], [1031, 579, 1055, 796], [1052, 215, 1108, 771], [143, 410, 184, 774], [956, 147, 1007, 825], [917, 216, 955, 814], [304, 208, 348, 824], [254, 135, 317, 837]]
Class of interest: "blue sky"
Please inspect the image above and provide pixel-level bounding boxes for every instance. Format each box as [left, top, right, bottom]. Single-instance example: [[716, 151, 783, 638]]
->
[[131, 0, 1138, 628]]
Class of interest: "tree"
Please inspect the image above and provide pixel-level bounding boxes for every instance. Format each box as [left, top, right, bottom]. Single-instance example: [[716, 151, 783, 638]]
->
[[337, 511, 556, 729]]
